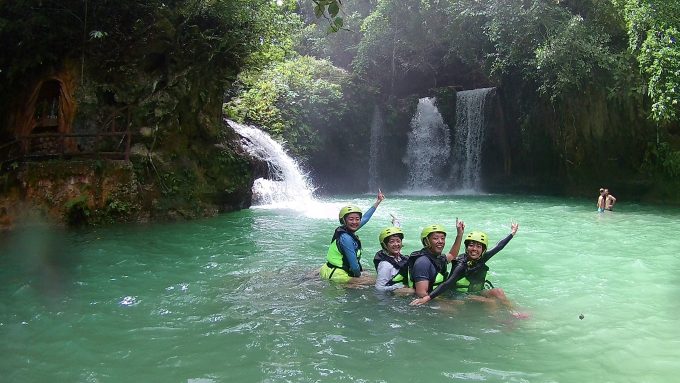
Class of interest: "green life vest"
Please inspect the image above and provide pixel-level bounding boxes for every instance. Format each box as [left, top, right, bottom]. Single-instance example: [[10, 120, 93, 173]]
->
[[373, 250, 409, 286], [455, 257, 490, 292], [326, 226, 362, 272], [407, 249, 448, 292]]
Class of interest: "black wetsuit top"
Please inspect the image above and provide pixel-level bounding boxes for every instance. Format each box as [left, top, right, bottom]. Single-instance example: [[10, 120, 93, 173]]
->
[[428, 233, 514, 300]]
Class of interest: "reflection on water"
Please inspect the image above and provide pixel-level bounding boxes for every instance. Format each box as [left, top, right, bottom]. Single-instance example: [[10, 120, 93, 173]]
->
[[1, 195, 680, 382]]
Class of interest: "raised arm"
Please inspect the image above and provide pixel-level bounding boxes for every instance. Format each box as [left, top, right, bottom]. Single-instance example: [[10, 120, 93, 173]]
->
[[360, 189, 385, 227], [445, 218, 465, 262], [482, 222, 519, 261], [373, 189, 385, 208]]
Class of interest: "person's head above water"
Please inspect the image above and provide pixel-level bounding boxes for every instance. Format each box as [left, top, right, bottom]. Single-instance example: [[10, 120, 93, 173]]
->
[[420, 224, 447, 254], [464, 231, 488, 260], [338, 205, 362, 231], [379, 226, 404, 256]]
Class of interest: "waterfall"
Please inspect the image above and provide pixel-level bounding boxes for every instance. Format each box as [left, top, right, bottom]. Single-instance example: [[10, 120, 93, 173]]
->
[[368, 106, 383, 192], [404, 97, 451, 193], [449, 88, 494, 192], [226, 120, 316, 208]]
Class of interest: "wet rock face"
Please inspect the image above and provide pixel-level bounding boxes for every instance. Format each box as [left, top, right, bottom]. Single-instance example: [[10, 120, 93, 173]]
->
[[0, 160, 143, 228]]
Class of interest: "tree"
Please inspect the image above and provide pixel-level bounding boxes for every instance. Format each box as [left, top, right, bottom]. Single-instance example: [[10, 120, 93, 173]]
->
[[224, 55, 348, 160], [353, 0, 453, 96], [614, 0, 680, 123], [0, 0, 300, 135]]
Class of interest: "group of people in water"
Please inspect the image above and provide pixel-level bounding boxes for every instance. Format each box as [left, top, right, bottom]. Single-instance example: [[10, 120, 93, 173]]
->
[[597, 188, 616, 212], [320, 191, 520, 309]]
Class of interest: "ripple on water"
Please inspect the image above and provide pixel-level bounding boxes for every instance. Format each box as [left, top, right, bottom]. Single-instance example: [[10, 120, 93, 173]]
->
[[2, 195, 679, 382]]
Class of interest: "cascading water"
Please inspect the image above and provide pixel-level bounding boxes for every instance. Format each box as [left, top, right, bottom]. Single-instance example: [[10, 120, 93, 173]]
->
[[226, 119, 316, 208], [448, 87, 494, 192], [368, 106, 384, 192], [404, 97, 450, 193]]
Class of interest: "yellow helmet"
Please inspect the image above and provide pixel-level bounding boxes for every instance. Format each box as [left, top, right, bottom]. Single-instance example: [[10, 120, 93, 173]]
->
[[420, 224, 446, 247], [378, 226, 404, 250], [464, 231, 488, 250], [338, 205, 362, 224]]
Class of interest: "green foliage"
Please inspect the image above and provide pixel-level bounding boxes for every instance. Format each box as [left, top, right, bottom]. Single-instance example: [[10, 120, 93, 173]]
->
[[533, 15, 622, 101], [0, 1, 301, 135], [353, 0, 452, 96], [311, 0, 346, 33], [64, 195, 90, 226], [614, 0, 680, 122], [225, 56, 348, 160], [642, 142, 680, 178], [444, 0, 631, 101], [295, 0, 375, 69]]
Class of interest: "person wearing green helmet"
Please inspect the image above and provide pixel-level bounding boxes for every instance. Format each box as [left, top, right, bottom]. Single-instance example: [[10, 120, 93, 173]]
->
[[410, 222, 519, 305], [320, 190, 385, 283], [373, 226, 413, 293], [407, 219, 465, 298]]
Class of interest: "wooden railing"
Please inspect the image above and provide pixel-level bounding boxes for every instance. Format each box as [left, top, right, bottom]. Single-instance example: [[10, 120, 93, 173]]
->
[[0, 130, 132, 165]]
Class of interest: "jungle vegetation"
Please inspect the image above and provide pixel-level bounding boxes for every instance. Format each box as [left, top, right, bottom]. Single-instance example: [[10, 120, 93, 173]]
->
[[1, 0, 679, 211]]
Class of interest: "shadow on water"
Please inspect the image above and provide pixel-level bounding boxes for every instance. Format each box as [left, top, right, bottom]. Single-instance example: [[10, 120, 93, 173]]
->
[[0, 218, 81, 306]]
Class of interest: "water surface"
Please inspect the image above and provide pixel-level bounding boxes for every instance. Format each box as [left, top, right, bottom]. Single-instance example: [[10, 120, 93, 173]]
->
[[1, 194, 679, 382]]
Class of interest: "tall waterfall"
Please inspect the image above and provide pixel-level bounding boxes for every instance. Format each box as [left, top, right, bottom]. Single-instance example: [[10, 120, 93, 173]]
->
[[449, 88, 494, 192], [368, 106, 384, 192], [227, 120, 316, 208], [404, 97, 451, 192]]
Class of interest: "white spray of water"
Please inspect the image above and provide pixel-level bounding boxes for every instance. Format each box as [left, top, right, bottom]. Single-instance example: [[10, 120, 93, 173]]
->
[[404, 97, 450, 193], [448, 88, 493, 193], [227, 120, 321, 213]]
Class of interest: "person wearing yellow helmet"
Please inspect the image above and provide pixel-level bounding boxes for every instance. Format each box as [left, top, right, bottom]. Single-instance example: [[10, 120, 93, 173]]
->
[[407, 219, 466, 298], [410, 222, 519, 306], [320, 190, 385, 283], [373, 226, 413, 293]]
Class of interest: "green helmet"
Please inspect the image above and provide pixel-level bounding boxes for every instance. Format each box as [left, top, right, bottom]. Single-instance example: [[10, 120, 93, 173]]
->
[[420, 224, 446, 246], [338, 205, 362, 224], [464, 231, 488, 250], [378, 226, 404, 250]]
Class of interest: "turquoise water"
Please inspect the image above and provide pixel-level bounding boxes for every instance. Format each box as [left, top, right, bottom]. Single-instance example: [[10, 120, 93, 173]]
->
[[1, 194, 679, 382]]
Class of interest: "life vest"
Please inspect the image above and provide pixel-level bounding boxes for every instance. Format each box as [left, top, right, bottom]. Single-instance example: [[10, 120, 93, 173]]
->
[[455, 255, 492, 292], [373, 250, 409, 286], [407, 249, 448, 292], [326, 226, 362, 273]]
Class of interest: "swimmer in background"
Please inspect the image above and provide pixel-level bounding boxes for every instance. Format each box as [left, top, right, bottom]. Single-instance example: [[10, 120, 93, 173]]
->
[[597, 188, 606, 212], [604, 189, 616, 211]]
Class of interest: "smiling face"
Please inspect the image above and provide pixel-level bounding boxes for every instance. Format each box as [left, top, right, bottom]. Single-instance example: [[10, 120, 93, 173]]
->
[[427, 232, 446, 255], [384, 235, 403, 257], [465, 240, 485, 260], [343, 212, 362, 232]]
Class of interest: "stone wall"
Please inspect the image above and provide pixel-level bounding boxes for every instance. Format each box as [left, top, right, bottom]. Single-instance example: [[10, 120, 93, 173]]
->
[[0, 160, 143, 230]]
